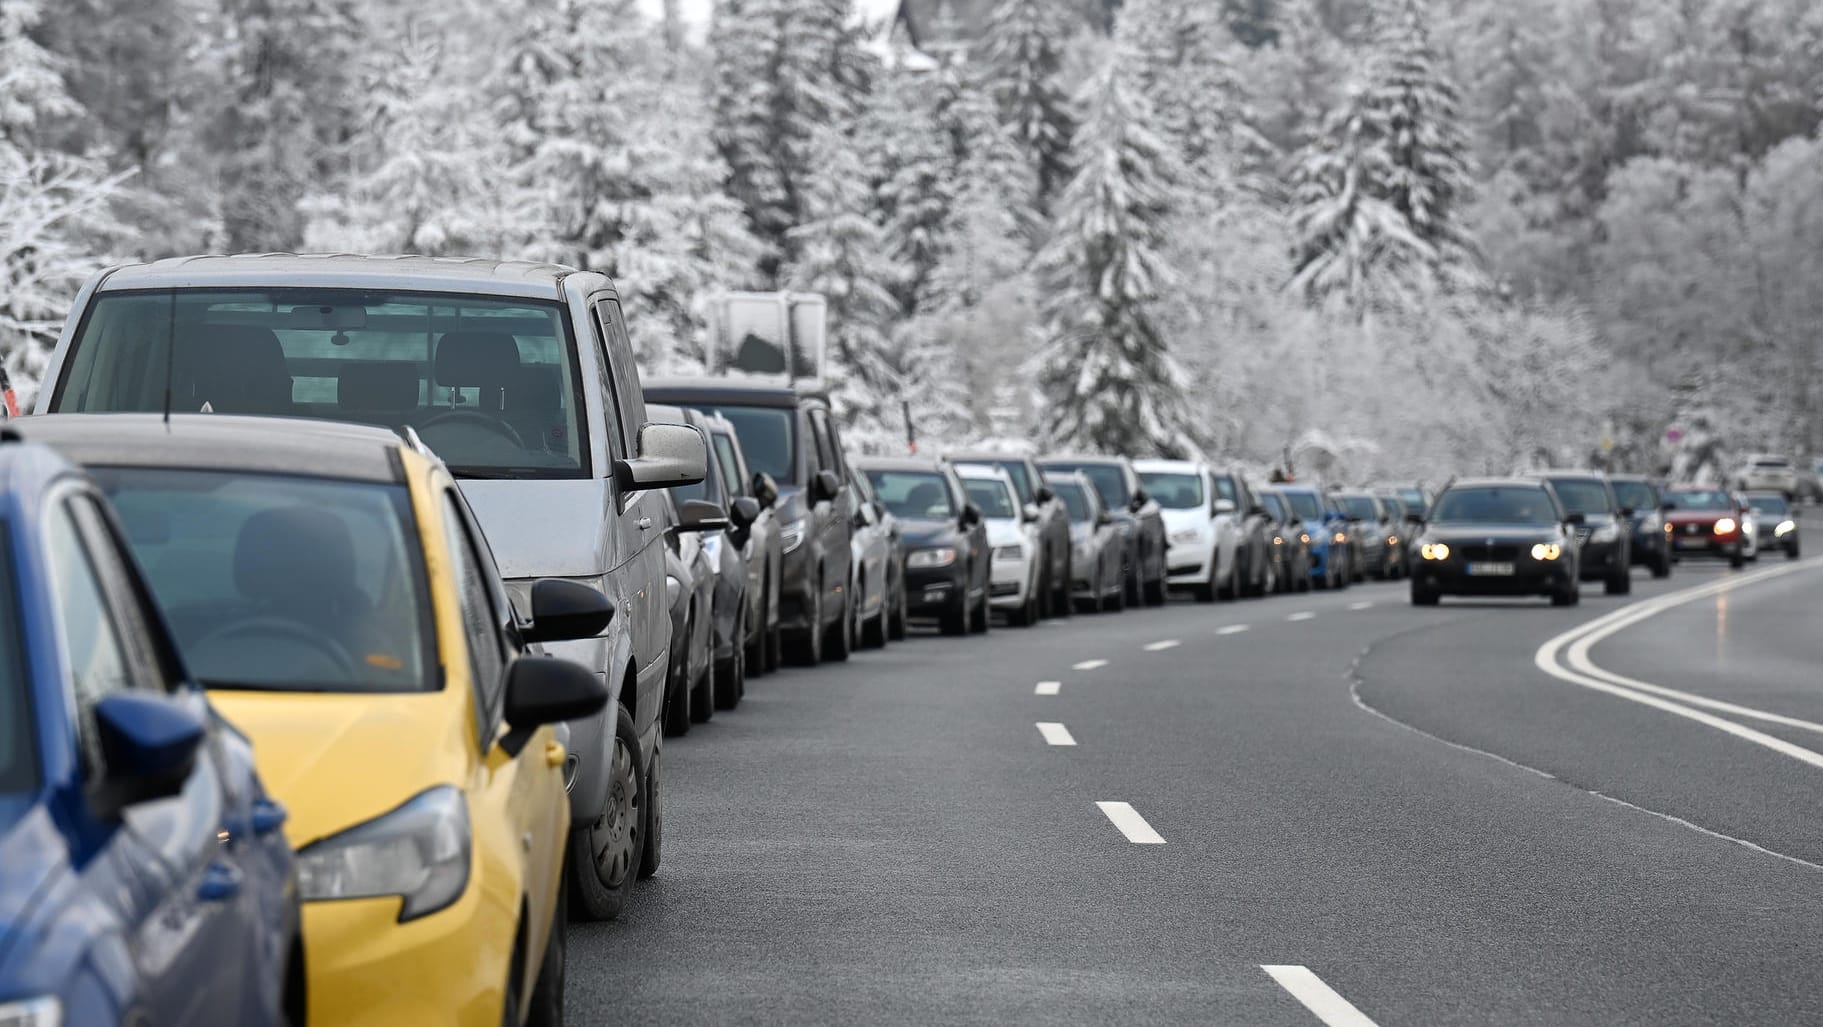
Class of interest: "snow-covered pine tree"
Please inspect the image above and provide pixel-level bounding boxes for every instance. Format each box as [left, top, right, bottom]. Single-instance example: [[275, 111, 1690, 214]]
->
[[1033, 53, 1193, 457], [867, 67, 955, 317], [983, 0, 1078, 211]]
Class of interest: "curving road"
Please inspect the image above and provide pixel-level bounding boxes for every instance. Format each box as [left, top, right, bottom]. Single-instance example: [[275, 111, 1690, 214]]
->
[[567, 513, 1823, 1026]]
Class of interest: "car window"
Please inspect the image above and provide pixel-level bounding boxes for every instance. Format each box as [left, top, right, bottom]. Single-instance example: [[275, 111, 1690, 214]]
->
[[0, 525, 32, 793], [1261, 493, 1288, 523], [595, 300, 646, 454], [92, 467, 435, 693], [44, 500, 137, 775], [712, 433, 746, 499], [1285, 491, 1323, 520], [963, 478, 1017, 519], [1752, 459, 1790, 469], [1342, 496, 1378, 520], [442, 493, 509, 726], [1664, 489, 1734, 511], [1138, 472, 1204, 510], [1610, 481, 1658, 511], [1431, 487, 1559, 525], [809, 410, 841, 478], [1054, 482, 1094, 522], [866, 470, 955, 520], [708, 405, 796, 483], [55, 289, 589, 479], [1046, 464, 1130, 510], [1545, 479, 1613, 515], [1746, 495, 1790, 515]]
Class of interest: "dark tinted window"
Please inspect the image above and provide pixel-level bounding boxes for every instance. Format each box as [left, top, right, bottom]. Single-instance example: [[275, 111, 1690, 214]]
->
[[708, 405, 795, 483], [1663, 489, 1733, 511], [1047, 463, 1130, 510], [866, 470, 955, 520], [1610, 481, 1658, 511], [1284, 491, 1323, 520], [712, 433, 745, 498], [1138, 472, 1203, 510], [1054, 482, 1094, 522], [1431, 487, 1559, 525], [1545, 478, 1613, 515], [44, 502, 136, 775], [1212, 476, 1240, 502], [1746, 494, 1790, 515], [0, 527, 35, 792], [963, 478, 1017, 519], [1398, 488, 1427, 513], [1261, 493, 1288, 522], [1341, 496, 1379, 520]]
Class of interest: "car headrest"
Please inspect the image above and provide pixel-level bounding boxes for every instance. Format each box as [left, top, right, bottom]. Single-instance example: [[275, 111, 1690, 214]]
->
[[338, 362, 420, 411], [433, 332, 522, 387], [233, 506, 357, 609], [508, 365, 561, 411], [181, 324, 293, 413]]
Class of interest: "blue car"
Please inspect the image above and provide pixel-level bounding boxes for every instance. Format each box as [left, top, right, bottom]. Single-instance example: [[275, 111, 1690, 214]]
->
[[0, 434, 300, 1025], [1277, 484, 1352, 589]]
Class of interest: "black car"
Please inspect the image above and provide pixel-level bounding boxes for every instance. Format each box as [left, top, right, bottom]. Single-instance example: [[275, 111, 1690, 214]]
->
[[1743, 491, 1802, 559], [1037, 455, 1168, 606], [1608, 474, 1672, 579], [947, 450, 1073, 619], [1532, 472, 1632, 595], [1256, 486, 1313, 593], [645, 377, 856, 665], [857, 457, 991, 635], [1411, 478, 1581, 606]]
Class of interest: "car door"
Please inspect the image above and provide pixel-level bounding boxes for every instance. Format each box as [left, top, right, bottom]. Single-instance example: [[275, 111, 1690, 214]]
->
[[806, 408, 852, 615], [47, 491, 251, 1024]]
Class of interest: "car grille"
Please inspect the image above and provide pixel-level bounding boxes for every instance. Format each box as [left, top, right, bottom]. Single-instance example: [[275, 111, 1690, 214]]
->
[[1680, 523, 1705, 536], [989, 582, 1021, 597], [1573, 528, 1592, 545], [1458, 543, 1521, 561]]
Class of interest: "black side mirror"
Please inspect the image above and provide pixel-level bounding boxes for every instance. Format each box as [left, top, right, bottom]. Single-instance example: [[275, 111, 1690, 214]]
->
[[1095, 510, 1113, 527], [675, 498, 730, 534], [961, 502, 982, 527], [752, 472, 780, 509], [812, 469, 842, 503], [1617, 506, 1635, 519], [90, 692, 207, 819], [730, 496, 761, 527], [501, 656, 610, 756], [1565, 512, 1587, 527], [522, 578, 615, 644], [1130, 487, 1150, 511], [1659, 500, 1675, 512], [1035, 484, 1055, 503], [1249, 505, 1269, 519]]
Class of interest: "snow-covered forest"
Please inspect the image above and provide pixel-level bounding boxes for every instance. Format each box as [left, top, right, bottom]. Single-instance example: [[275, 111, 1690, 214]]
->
[[5, 0, 1822, 480]]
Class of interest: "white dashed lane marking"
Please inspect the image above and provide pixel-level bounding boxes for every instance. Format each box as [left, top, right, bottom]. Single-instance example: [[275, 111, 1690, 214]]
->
[[1217, 624, 1250, 635], [1287, 612, 1316, 622], [1073, 659, 1109, 671], [1037, 722, 1076, 746], [1034, 681, 1060, 696], [1096, 802, 1165, 844], [1143, 639, 1181, 652], [1260, 965, 1379, 1026], [1349, 601, 1375, 611]]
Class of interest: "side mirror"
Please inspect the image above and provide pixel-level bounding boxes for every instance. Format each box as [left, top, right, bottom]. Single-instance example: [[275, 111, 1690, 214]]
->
[[752, 472, 781, 509], [522, 578, 615, 644], [1564, 512, 1587, 526], [675, 498, 730, 534], [1131, 487, 1151, 511], [1022, 504, 1042, 524], [1617, 506, 1635, 519], [961, 502, 982, 527], [614, 423, 706, 492], [1035, 484, 1055, 503], [1214, 499, 1238, 515], [501, 656, 610, 756], [812, 469, 842, 503], [91, 692, 206, 819], [730, 496, 762, 528], [1095, 510, 1113, 527]]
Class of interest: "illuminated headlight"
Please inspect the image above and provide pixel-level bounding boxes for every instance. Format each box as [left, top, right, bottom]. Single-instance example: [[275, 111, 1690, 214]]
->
[[1333, 532, 1347, 544], [1530, 543, 1562, 561], [1273, 536, 1284, 546], [1386, 535, 1398, 545], [298, 786, 471, 923], [1743, 520, 1756, 536], [1299, 533, 1311, 544], [1776, 519, 1796, 536], [992, 544, 1025, 562], [1421, 543, 1451, 561], [1714, 517, 1737, 535], [907, 547, 958, 569], [1168, 528, 1202, 545], [780, 518, 807, 554], [0, 998, 61, 1027]]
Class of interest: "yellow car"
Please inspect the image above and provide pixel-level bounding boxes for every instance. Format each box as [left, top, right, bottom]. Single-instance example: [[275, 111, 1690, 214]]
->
[[28, 413, 611, 1026]]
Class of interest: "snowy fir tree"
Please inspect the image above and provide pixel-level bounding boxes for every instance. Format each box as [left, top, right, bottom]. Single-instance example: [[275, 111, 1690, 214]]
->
[[983, 0, 1078, 211], [866, 68, 956, 317], [1034, 53, 1193, 457]]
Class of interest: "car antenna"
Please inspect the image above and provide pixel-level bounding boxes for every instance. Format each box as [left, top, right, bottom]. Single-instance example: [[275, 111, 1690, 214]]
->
[[161, 291, 177, 428]]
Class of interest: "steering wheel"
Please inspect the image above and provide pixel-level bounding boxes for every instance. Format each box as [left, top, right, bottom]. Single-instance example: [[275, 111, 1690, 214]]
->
[[194, 617, 359, 681], [417, 408, 527, 449]]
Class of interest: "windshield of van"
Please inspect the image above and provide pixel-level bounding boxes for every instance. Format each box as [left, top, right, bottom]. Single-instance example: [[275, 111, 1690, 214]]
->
[[90, 468, 435, 693], [1545, 478, 1613, 515], [0, 531, 34, 793], [1285, 490, 1323, 520], [1138, 472, 1202, 510], [705, 405, 795, 484], [1341, 496, 1379, 521], [53, 289, 588, 480]]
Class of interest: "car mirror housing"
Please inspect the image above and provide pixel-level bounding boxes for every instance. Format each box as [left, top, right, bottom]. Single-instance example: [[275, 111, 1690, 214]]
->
[[91, 692, 207, 819], [1035, 484, 1055, 504], [812, 469, 842, 503], [615, 423, 707, 491], [501, 657, 610, 756], [675, 498, 731, 534], [1617, 506, 1635, 519], [522, 578, 615, 644], [1564, 512, 1587, 526], [1095, 510, 1113, 527], [752, 472, 781, 508], [1130, 488, 1150, 512], [1022, 504, 1042, 524], [730, 496, 762, 528], [961, 502, 983, 527]]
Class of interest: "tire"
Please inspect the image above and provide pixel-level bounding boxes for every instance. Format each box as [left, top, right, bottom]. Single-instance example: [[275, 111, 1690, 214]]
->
[[1143, 573, 1167, 606], [525, 877, 568, 1027], [888, 578, 909, 641], [662, 643, 690, 737], [1197, 553, 1220, 603], [1410, 580, 1439, 606], [1105, 574, 1126, 613], [1788, 541, 1802, 560], [501, 933, 527, 1027], [970, 583, 991, 634], [1008, 581, 1037, 627], [714, 622, 744, 709], [825, 581, 854, 662], [1052, 552, 1073, 618], [1729, 547, 1745, 570], [862, 594, 888, 647], [1651, 553, 1671, 579], [940, 592, 968, 635], [1605, 567, 1632, 595], [567, 704, 643, 921], [688, 628, 713, 724], [790, 579, 824, 666], [1552, 582, 1580, 606]]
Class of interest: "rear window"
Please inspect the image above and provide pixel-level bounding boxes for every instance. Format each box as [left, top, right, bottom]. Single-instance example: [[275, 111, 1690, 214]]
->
[[1753, 459, 1790, 469], [705, 405, 796, 484], [866, 470, 955, 520], [1664, 489, 1734, 511], [1046, 463, 1130, 510], [53, 289, 588, 480], [1610, 480, 1658, 512], [957, 460, 1035, 504], [1341, 496, 1378, 521]]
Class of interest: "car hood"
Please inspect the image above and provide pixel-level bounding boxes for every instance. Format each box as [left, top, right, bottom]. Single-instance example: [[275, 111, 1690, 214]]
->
[[458, 478, 613, 580], [0, 799, 67, 966], [207, 690, 471, 849], [899, 520, 965, 548], [984, 519, 1024, 548], [1158, 508, 1210, 534], [1665, 510, 1729, 525], [774, 487, 809, 527], [1426, 522, 1563, 542]]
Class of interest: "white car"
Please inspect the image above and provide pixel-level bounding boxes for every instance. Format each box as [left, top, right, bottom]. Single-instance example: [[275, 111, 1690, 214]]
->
[[1734, 454, 1799, 499], [955, 464, 1043, 626], [1134, 458, 1267, 601]]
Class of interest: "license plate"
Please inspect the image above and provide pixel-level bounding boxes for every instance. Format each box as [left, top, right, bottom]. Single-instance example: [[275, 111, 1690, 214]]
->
[[1675, 537, 1706, 549], [1466, 562, 1515, 576]]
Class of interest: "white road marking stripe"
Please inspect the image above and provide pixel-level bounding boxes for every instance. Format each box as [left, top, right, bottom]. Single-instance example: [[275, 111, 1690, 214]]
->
[[1261, 965, 1379, 1027], [1095, 801, 1165, 844], [1037, 722, 1076, 746], [1034, 680, 1060, 695], [1143, 639, 1181, 652], [1217, 624, 1251, 635], [1073, 659, 1108, 671], [1535, 558, 1823, 768], [1349, 601, 1374, 611], [1287, 611, 1316, 622]]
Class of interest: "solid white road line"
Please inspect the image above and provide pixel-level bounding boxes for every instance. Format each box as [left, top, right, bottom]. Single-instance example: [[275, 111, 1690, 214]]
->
[[1073, 659, 1109, 671], [1037, 722, 1076, 746], [1287, 611, 1316, 622], [1260, 965, 1379, 1027], [1095, 801, 1165, 844], [1143, 639, 1181, 652], [1349, 601, 1375, 611], [1535, 558, 1823, 769], [1217, 624, 1251, 635], [1034, 680, 1060, 696]]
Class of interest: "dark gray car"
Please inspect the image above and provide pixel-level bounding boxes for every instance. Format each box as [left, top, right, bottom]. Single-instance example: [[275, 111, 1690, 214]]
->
[[696, 411, 784, 674], [652, 404, 745, 733], [1038, 455, 1168, 606], [947, 451, 1072, 618]]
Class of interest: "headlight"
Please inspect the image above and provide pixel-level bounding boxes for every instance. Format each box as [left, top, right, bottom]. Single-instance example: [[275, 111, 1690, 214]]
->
[[1299, 533, 1311, 544], [0, 998, 61, 1027], [1386, 534, 1398, 545], [1273, 536, 1284, 546], [1421, 543, 1451, 561], [297, 786, 472, 922], [907, 547, 958, 569], [992, 544, 1025, 561], [1530, 543, 1562, 561], [1715, 517, 1737, 535], [780, 517, 807, 554], [1333, 532, 1347, 544], [1776, 519, 1796, 536], [1168, 528, 1202, 545]]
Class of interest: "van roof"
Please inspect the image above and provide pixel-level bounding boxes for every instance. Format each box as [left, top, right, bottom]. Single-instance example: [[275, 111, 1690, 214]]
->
[[92, 253, 591, 302]]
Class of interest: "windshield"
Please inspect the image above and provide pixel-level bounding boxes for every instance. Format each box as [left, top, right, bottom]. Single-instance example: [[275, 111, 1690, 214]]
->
[[1398, 488, 1427, 514], [1746, 495, 1790, 515], [959, 460, 1035, 505], [54, 289, 587, 479], [1054, 482, 1094, 522], [1261, 493, 1287, 522], [1284, 490, 1323, 521], [1047, 463, 1130, 510], [1138, 472, 1203, 510], [0, 530, 34, 793], [707, 405, 795, 484], [1665, 489, 1734, 511], [1341, 496, 1379, 521], [1544, 478, 1613, 515], [91, 468, 434, 692], [866, 470, 955, 520], [1753, 459, 1790, 469], [963, 478, 1017, 519], [1431, 486, 1559, 526], [1611, 481, 1657, 512]]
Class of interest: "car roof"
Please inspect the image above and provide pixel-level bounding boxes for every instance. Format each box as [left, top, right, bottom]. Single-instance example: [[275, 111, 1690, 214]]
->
[[1529, 470, 1606, 481], [1038, 454, 1130, 467], [1131, 458, 1200, 473], [952, 463, 1012, 482], [1665, 482, 1727, 491], [947, 451, 1035, 466], [644, 375, 830, 410], [853, 456, 947, 473], [1743, 489, 1790, 498], [1446, 477, 1555, 490], [18, 413, 407, 483], [91, 253, 589, 301], [1604, 473, 1654, 482]]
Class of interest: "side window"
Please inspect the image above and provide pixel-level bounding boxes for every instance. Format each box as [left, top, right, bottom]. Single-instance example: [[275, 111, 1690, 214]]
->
[[45, 500, 138, 774], [589, 304, 630, 462], [66, 497, 168, 686], [712, 434, 745, 498], [800, 412, 822, 478], [810, 410, 845, 478], [597, 300, 646, 446], [441, 493, 509, 726]]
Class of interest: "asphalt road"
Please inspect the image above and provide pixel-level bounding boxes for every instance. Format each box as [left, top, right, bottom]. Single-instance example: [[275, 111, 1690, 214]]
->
[[568, 514, 1823, 1026]]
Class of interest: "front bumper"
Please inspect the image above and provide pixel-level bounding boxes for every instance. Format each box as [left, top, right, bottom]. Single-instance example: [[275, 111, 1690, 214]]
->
[[906, 565, 967, 616], [1629, 526, 1668, 562], [989, 557, 1034, 608], [1163, 540, 1213, 584], [1415, 560, 1571, 596], [1578, 537, 1624, 578], [1670, 526, 1741, 558]]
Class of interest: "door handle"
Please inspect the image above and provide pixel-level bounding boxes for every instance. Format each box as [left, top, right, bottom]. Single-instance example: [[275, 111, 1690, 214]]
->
[[197, 860, 243, 902], [638, 517, 653, 531], [250, 797, 287, 837]]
